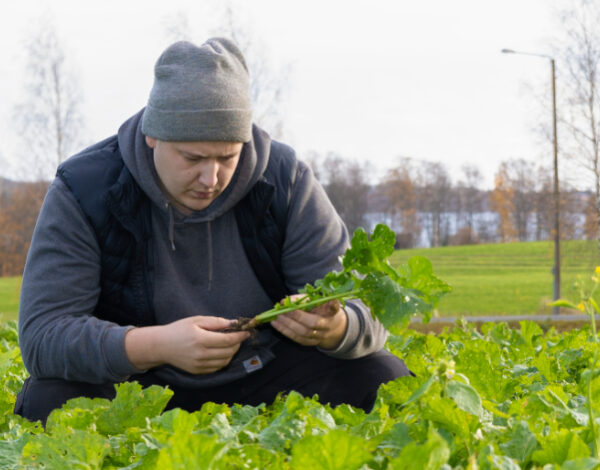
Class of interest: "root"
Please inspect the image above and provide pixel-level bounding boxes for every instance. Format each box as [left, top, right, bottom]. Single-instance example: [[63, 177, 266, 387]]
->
[[220, 317, 259, 335]]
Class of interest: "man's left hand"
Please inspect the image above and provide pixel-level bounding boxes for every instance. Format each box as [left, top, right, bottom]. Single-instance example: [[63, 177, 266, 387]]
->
[[270, 296, 348, 349]]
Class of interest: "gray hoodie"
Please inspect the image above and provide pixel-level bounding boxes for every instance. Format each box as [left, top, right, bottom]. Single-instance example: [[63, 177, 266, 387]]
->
[[18, 110, 388, 387]]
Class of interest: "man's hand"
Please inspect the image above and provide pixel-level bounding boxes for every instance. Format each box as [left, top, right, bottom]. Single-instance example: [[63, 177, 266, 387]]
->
[[125, 316, 250, 374], [271, 296, 348, 350]]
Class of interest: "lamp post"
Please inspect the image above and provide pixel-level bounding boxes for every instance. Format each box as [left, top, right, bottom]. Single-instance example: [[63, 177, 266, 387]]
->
[[501, 48, 561, 314]]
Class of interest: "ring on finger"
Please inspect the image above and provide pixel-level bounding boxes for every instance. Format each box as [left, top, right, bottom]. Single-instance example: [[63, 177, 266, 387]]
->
[[311, 329, 318, 338]]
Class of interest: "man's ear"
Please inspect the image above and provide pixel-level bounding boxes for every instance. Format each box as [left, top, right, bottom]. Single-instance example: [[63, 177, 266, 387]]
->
[[145, 136, 157, 149]]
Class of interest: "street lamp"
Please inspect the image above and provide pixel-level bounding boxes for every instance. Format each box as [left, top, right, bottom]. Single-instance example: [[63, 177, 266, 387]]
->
[[501, 48, 561, 315]]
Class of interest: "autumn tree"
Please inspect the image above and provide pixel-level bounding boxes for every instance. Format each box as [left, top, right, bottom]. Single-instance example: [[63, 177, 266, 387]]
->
[[490, 160, 537, 242], [380, 157, 421, 248], [0, 180, 48, 276], [584, 191, 599, 239], [13, 17, 85, 181], [490, 169, 517, 243]]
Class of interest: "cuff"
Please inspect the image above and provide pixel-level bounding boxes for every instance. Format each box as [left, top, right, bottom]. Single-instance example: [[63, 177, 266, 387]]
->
[[103, 326, 147, 380], [317, 303, 361, 358]]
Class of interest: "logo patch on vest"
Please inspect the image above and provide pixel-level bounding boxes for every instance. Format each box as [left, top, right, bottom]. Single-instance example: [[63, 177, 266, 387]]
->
[[243, 355, 263, 373]]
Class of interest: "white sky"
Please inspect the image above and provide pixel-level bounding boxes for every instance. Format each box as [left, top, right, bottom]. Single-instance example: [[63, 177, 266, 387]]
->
[[0, 0, 566, 188]]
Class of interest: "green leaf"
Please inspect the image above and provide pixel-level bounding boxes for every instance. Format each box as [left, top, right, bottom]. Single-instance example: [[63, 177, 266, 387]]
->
[[46, 397, 111, 432], [400, 373, 437, 408], [155, 434, 228, 469], [96, 382, 173, 435], [290, 429, 372, 470], [221, 445, 285, 470], [498, 420, 538, 463], [258, 392, 335, 452], [377, 423, 412, 458], [388, 428, 450, 470], [329, 403, 366, 427], [477, 445, 522, 470], [342, 224, 396, 275], [0, 435, 30, 470], [549, 299, 580, 309], [519, 320, 544, 347], [21, 428, 110, 469], [421, 396, 474, 441], [362, 274, 426, 328], [444, 380, 483, 417], [562, 458, 600, 470], [532, 429, 590, 465]]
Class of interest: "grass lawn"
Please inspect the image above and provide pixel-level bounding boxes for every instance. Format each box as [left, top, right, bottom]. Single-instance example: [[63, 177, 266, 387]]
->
[[0, 276, 21, 322], [391, 239, 600, 316]]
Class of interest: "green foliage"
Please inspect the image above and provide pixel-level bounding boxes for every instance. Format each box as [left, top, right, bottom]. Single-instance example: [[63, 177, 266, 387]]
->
[[6, 317, 600, 467], [256, 224, 451, 328]]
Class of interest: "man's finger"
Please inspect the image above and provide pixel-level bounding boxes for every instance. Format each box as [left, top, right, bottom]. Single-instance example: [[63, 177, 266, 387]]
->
[[281, 309, 325, 329], [192, 315, 234, 331], [271, 317, 320, 346]]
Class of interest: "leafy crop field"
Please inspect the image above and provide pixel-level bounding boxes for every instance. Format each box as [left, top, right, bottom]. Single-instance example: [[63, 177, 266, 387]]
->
[[2, 317, 600, 468], [393, 239, 599, 316]]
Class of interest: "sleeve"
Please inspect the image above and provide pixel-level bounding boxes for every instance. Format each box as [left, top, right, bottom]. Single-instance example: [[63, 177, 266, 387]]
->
[[17, 178, 145, 383], [281, 161, 388, 359]]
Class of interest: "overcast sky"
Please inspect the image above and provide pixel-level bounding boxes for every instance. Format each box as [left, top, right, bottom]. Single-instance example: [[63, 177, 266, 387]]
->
[[0, 0, 567, 188]]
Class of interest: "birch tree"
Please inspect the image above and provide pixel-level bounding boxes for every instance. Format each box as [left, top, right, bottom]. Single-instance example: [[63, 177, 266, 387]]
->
[[13, 19, 85, 180], [556, 1, 600, 244]]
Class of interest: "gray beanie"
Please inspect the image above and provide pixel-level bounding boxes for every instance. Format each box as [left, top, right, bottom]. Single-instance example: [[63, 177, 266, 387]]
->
[[141, 38, 252, 142]]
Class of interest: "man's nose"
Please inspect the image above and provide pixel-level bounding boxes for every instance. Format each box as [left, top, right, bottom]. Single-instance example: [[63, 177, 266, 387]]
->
[[198, 159, 219, 187]]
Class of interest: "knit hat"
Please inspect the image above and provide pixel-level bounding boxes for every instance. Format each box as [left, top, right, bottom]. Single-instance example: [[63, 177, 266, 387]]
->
[[141, 38, 252, 142]]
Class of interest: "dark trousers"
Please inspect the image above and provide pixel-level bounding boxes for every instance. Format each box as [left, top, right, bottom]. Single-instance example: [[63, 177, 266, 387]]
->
[[14, 341, 412, 424]]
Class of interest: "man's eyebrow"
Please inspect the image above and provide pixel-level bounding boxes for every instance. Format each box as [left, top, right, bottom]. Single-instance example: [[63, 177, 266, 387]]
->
[[181, 150, 239, 158]]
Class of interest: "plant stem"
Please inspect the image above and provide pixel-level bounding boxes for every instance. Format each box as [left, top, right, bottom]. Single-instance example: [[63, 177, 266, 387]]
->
[[589, 353, 599, 459], [254, 289, 361, 324]]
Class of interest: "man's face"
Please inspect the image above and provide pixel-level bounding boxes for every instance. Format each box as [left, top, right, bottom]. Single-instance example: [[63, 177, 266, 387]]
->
[[146, 136, 243, 214]]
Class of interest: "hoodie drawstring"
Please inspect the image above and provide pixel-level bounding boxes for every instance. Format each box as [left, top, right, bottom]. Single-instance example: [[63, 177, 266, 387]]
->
[[207, 220, 213, 290], [168, 205, 176, 251]]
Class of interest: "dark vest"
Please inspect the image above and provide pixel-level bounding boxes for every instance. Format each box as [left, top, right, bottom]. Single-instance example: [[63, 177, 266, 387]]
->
[[57, 136, 297, 326]]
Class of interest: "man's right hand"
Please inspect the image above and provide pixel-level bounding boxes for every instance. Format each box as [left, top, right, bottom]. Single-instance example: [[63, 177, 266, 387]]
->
[[124, 316, 250, 374]]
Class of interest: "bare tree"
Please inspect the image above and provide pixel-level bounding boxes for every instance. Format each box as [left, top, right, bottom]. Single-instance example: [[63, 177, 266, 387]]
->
[[456, 164, 485, 233], [163, 3, 292, 140], [162, 10, 192, 44], [556, 0, 600, 245], [533, 165, 554, 241], [418, 161, 452, 247], [212, 3, 291, 140], [13, 17, 85, 181], [317, 152, 371, 235]]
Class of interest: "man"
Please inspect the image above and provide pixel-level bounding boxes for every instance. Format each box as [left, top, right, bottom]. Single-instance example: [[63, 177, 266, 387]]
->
[[15, 38, 411, 423]]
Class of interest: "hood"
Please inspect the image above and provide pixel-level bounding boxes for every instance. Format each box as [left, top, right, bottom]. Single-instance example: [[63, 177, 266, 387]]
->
[[117, 108, 270, 223]]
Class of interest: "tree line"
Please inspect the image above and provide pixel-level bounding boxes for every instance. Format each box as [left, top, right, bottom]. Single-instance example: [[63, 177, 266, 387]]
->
[[2, 153, 596, 276], [311, 154, 594, 249]]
